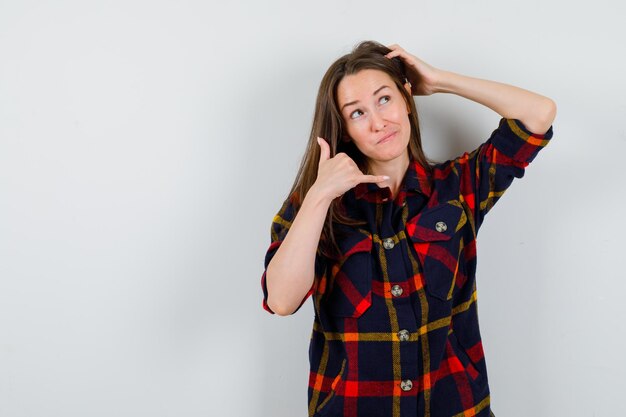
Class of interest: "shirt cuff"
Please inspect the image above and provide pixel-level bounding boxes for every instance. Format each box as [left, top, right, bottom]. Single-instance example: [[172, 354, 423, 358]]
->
[[490, 118, 554, 164], [261, 240, 282, 314]]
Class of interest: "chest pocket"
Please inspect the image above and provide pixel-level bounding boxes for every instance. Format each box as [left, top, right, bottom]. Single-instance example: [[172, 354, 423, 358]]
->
[[325, 228, 373, 318], [406, 201, 468, 301]]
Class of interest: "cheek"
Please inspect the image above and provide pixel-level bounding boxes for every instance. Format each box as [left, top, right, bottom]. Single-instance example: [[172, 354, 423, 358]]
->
[[395, 110, 412, 132], [392, 104, 410, 121], [346, 123, 367, 142]]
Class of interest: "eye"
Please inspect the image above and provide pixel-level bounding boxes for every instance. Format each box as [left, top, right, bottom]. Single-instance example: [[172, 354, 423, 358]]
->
[[349, 109, 364, 120], [379, 95, 390, 104]]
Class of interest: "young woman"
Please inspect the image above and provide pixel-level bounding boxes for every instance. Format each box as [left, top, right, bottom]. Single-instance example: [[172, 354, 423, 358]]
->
[[260, 41, 556, 417]]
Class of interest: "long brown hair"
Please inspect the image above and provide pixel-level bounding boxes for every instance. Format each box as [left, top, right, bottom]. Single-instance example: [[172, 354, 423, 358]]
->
[[287, 40, 431, 259]]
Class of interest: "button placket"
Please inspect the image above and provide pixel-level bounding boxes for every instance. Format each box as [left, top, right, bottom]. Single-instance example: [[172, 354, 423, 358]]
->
[[391, 284, 403, 297], [400, 379, 413, 391], [397, 329, 410, 342]]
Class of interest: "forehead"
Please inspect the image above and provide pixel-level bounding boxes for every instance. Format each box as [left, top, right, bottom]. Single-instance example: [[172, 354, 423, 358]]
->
[[337, 69, 396, 107]]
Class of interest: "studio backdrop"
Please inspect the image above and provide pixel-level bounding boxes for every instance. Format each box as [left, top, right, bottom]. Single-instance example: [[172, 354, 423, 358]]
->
[[0, 1, 623, 416]]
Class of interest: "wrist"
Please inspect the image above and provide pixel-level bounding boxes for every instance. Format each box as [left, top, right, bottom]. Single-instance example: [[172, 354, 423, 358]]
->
[[432, 69, 449, 94], [306, 184, 334, 207], [432, 70, 458, 94]]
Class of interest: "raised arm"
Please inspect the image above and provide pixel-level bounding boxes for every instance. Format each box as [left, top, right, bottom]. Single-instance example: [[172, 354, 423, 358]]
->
[[265, 185, 330, 316], [264, 137, 389, 316], [385, 44, 557, 134]]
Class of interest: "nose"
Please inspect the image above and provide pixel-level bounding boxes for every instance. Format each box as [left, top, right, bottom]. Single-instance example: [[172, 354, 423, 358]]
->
[[370, 109, 386, 131]]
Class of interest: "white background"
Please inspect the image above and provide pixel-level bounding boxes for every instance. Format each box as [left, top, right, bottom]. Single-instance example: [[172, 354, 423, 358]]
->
[[1, 1, 624, 416]]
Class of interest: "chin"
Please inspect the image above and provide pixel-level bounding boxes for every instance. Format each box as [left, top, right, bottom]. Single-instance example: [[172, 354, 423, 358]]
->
[[370, 148, 408, 163]]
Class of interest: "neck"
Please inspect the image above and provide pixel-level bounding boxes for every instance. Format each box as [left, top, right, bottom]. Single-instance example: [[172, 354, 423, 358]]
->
[[367, 151, 410, 199]]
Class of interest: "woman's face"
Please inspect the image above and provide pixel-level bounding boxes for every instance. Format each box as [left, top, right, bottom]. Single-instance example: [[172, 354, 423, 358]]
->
[[337, 69, 412, 166]]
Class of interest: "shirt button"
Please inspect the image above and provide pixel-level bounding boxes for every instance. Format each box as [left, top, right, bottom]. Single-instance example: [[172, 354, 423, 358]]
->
[[383, 238, 395, 250], [435, 221, 448, 233], [398, 329, 410, 342], [391, 285, 403, 297], [400, 379, 413, 391]]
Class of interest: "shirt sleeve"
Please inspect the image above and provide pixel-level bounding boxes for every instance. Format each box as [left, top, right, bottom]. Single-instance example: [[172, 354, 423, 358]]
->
[[260, 195, 322, 315], [456, 118, 554, 232]]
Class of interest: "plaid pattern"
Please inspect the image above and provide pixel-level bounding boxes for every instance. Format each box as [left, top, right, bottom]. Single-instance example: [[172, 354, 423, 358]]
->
[[261, 118, 553, 416]]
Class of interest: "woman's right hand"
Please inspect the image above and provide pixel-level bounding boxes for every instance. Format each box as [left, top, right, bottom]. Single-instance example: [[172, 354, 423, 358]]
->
[[312, 137, 390, 201]]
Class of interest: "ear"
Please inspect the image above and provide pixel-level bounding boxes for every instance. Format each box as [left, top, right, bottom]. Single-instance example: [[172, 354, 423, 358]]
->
[[403, 81, 413, 114], [403, 80, 412, 95]]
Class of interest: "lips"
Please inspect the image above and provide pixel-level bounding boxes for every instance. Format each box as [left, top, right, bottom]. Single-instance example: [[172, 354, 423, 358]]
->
[[377, 131, 397, 144]]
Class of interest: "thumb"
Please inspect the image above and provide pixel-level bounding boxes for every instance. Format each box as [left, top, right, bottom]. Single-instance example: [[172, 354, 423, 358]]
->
[[317, 137, 330, 163]]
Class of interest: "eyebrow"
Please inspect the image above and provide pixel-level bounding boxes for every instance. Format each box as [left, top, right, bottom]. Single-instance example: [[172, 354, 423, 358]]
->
[[340, 85, 390, 112]]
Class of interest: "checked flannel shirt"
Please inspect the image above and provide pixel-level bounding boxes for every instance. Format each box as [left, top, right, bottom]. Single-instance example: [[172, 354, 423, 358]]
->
[[261, 118, 554, 417]]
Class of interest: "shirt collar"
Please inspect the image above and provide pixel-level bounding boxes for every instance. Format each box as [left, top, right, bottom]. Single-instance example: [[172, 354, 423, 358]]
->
[[354, 157, 432, 201]]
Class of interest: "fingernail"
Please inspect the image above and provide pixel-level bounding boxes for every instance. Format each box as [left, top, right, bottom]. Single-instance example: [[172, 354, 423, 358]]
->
[[382, 175, 390, 180]]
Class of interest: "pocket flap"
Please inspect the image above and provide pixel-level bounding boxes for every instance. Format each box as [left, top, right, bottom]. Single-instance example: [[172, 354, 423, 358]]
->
[[406, 202, 467, 301], [406, 202, 465, 243]]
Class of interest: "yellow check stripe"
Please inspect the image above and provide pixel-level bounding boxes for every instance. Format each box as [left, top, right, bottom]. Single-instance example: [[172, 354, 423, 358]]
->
[[308, 339, 330, 416], [479, 191, 506, 211], [452, 290, 478, 316], [507, 118, 549, 146], [311, 290, 477, 342], [451, 394, 490, 417], [526, 136, 550, 146], [272, 214, 292, 230]]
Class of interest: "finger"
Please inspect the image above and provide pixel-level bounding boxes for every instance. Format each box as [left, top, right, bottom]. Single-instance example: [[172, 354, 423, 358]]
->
[[386, 47, 408, 59], [385, 44, 404, 56], [385, 50, 404, 60], [360, 174, 390, 184], [317, 137, 330, 163]]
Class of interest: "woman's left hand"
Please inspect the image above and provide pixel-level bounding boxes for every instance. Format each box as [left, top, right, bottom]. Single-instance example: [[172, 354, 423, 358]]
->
[[385, 44, 443, 96]]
